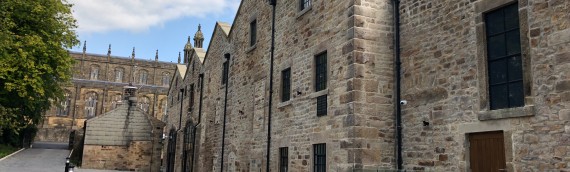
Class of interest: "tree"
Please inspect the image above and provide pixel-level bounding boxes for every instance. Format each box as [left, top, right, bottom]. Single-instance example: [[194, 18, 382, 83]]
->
[[0, 0, 79, 145]]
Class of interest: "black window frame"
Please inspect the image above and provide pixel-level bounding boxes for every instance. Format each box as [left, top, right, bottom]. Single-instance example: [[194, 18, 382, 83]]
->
[[314, 52, 327, 92], [250, 19, 257, 47], [485, 2, 523, 110], [279, 147, 288, 172], [300, 0, 311, 11], [313, 143, 326, 172], [281, 68, 291, 102], [316, 95, 327, 116]]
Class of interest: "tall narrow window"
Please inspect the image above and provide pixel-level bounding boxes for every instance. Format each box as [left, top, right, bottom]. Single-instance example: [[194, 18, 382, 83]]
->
[[115, 68, 124, 82], [139, 70, 148, 84], [485, 3, 523, 110], [84, 92, 98, 118], [280, 147, 289, 172], [138, 96, 150, 113], [315, 52, 327, 91], [90, 65, 99, 80], [162, 72, 170, 86], [281, 68, 291, 102], [300, 0, 311, 11], [56, 92, 71, 116], [313, 143, 326, 172], [316, 95, 327, 116], [222, 60, 229, 85], [189, 84, 195, 111], [250, 19, 257, 46]]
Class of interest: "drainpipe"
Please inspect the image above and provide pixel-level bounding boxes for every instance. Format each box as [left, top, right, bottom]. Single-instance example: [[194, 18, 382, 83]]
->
[[220, 54, 231, 172], [190, 73, 205, 172], [392, 0, 403, 170], [266, 0, 276, 171]]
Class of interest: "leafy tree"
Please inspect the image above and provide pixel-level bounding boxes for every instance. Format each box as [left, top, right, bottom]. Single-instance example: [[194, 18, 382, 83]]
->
[[0, 0, 79, 145]]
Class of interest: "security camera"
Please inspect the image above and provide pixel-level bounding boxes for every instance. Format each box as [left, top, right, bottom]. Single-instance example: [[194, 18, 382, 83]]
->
[[400, 100, 408, 105]]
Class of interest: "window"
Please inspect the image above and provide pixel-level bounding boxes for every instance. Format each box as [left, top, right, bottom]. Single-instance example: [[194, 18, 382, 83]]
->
[[84, 92, 98, 118], [90, 65, 99, 80], [222, 60, 229, 85], [110, 94, 122, 110], [189, 84, 195, 111], [281, 68, 291, 102], [162, 72, 170, 86], [485, 3, 523, 110], [115, 68, 124, 82], [250, 19, 257, 46], [279, 147, 288, 172], [313, 143, 326, 172], [316, 95, 327, 116], [300, 0, 311, 11], [56, 92, 71, 116], [138, 96, 150, 113], [139, 70, 148, 84], [315, 52, 327, 91]]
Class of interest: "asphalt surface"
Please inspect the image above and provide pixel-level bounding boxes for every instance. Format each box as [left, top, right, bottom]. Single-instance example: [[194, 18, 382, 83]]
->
[[0, 142, 128, 172], [0, 142, 69, 172]]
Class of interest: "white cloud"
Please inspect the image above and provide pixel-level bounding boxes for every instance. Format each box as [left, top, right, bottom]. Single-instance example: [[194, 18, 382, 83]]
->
[[69, 0, 240, 33]]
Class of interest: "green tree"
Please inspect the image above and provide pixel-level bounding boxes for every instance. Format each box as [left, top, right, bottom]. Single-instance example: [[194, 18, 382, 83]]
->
[[0, 0, 79, 145]]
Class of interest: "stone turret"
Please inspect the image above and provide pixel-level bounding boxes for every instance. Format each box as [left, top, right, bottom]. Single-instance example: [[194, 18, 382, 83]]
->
[[193, 24, 204, 48]]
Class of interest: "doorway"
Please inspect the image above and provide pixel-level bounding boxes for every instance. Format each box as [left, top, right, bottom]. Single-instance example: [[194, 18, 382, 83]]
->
[[469, 131, 507, 172]]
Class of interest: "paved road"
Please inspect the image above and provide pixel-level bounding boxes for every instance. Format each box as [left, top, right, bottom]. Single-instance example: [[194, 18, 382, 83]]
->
[[0, 142, 69, 172]]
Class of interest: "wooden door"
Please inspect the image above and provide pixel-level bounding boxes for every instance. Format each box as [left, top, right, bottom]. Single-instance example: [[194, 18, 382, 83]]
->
[[469, 131, 507, 172]]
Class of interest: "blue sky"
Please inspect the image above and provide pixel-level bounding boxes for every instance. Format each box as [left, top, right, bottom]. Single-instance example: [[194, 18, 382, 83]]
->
[[68, 0, 240, 63]]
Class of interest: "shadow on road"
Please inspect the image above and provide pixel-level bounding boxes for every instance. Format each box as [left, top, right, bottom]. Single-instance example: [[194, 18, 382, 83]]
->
[[32, 142, 68, 149]]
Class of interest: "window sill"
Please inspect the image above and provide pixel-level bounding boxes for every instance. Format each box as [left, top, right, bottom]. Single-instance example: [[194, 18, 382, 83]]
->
[[296, 5, 312, 19], [246, 44, 257, 53], [477, 105, 535, 121], [309, 89, 328, 99], [277, 100, 292, 108]]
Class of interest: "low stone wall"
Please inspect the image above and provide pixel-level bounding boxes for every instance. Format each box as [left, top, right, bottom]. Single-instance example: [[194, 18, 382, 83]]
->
[[82, 141, 154, 171], [35, 127, 70, 142]]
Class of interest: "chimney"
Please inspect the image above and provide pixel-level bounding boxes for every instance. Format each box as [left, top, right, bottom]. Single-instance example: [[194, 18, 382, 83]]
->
[[123, 83, 138, 105]]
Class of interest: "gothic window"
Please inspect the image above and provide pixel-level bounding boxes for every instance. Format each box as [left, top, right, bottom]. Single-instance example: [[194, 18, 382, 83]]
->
[[84, 92, 98, 118], [56, 91, 71, 116], [90, 65, 99, 80], [162, 72, 170, 86], [485, 3, 523, 110], [110, 94, 122, 110], [300, 0, 311, 11], [115, 68, 124, 83], [139, 70, 148, 84], [138, 96, 150, 113]]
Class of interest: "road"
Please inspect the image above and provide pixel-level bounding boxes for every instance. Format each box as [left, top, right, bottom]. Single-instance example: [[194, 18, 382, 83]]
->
[[0, 142, 69, 172]]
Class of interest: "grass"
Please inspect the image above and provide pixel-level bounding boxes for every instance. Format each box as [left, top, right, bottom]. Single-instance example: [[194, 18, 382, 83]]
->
[[0, 144, 19, 159]]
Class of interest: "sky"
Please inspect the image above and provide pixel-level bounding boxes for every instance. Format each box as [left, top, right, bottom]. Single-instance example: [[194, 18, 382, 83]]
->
[[68, 0, 241, 63]]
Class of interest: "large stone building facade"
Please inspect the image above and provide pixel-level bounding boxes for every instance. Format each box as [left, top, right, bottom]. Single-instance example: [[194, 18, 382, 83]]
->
[[36, 45, 177, 142], [163, 0, 569, 171]]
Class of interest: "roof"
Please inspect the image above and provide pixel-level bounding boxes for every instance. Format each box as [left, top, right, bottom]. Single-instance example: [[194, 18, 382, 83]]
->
[[218, 22, 231, 36], [194, 48, 206, 64], [84, 103, 165, 146], [176, 64, 187, 78]]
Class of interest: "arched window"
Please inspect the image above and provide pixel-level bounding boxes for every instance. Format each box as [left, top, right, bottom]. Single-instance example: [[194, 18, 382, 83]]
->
[[56, 91, 71, 116], [139, 70, 148, 84], [110, 94, 123, 110], [84, 92, 98, 118], [115, 68, 124, 83], [138, 96, 150, 113], [162, 72, 170, 86], [90, 65, 100, 80]]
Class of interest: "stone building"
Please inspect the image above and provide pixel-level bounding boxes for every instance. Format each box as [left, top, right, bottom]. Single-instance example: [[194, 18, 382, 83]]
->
[[163, 0, 569, 171], [82, 85, 164, 171], [36, 45, 177, 142]]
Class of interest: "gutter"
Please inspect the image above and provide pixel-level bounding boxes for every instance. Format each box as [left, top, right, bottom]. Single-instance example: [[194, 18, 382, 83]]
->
[[190, 73, 205, 172], [220, 54, 231, 172], [392, 0, 403, 170], [266, 0, 276, 171]]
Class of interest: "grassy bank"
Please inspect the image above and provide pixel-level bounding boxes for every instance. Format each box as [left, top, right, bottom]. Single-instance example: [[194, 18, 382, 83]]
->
[[0, 144, 19, 158]]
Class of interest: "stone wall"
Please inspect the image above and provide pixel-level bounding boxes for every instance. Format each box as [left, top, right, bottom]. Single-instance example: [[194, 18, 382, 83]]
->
[[398, 0, 570, 171], [83, 141, 155, 171]]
